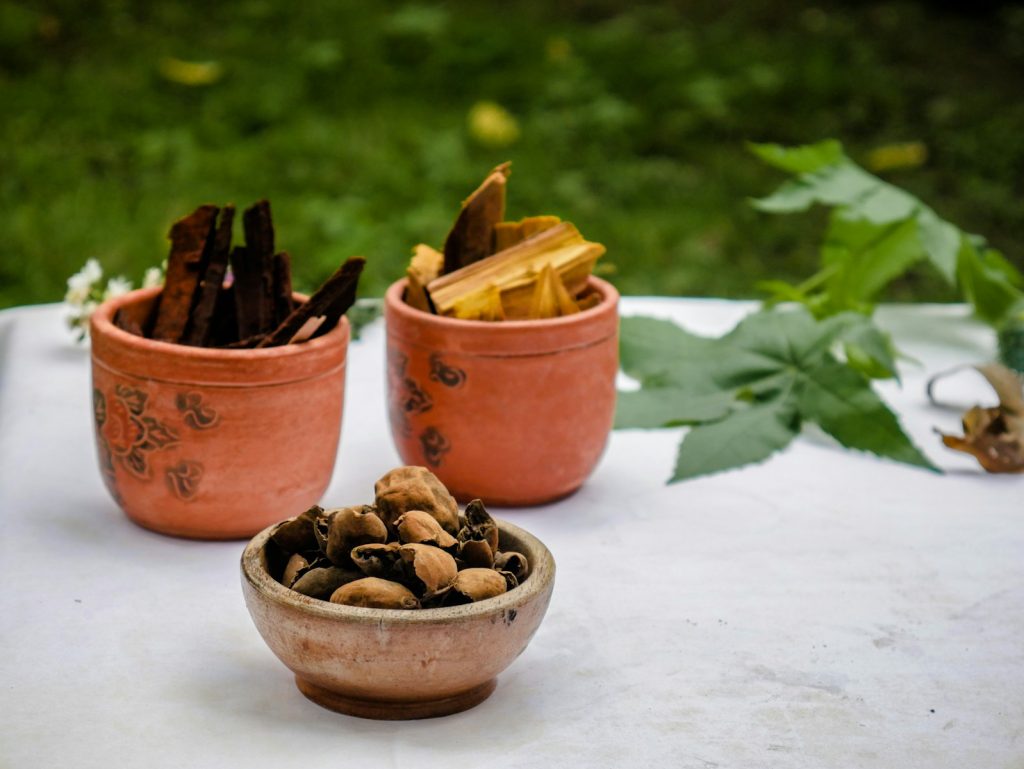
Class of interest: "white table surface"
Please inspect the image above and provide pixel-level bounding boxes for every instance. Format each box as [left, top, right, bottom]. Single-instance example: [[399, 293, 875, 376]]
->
[[1, 299, 1020, 769]]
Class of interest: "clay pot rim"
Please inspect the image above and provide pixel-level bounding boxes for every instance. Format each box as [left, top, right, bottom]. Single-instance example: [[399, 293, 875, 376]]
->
[[90, 285, 349, 363], [385, 275, 618, 333], [385, 275, 618, 357], [241, 517, 555, 624]]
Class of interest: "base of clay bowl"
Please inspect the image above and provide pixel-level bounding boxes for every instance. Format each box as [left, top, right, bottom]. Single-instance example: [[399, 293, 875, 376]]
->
[[295, 676, 497, 720]]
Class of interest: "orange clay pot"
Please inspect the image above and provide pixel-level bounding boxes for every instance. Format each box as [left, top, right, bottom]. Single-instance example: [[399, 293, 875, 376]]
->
[[384, 276, 619, 506], [90, 286, 349, 539]]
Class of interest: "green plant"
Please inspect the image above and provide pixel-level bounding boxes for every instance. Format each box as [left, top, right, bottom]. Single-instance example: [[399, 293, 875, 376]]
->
[[749, 139, 1024, 327]]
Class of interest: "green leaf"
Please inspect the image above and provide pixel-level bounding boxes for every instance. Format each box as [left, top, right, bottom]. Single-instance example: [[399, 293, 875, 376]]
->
[[749, 139, 1024, 325], [617, 309, 934, 482], [615, 388, 736, 429], [821, 215, 925, 310], [797, 360, 937, 471], [671, 394, 800, 482], [750, 179, 821, 213], [842, 183, 918, 224], [619, 315, 715, 384], [747, 140, 846, 174], [957, 238, 1024, 326], [916, 210, 959, 285], [802, 312, 899, 379], [619, 314, 779, 393]]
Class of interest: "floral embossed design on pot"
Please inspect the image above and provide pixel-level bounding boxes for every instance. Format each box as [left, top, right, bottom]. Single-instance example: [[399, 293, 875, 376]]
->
[[90, 285, 350, 539], [419, 426, 452, 467], [94, 384, 179, 480], [387, 348, 434, 438], [176, 392, 219, 430], [166, 460, 204, 500], [92, 388, 121, 502], [428, 353, 467, 389]]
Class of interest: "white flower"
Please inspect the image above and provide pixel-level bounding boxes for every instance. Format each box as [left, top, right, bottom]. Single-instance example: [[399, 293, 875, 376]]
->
[[65, 282, 92, 307], [103, 276, 133, 300], [65, 258, 103, 307], [80, 258, 102, 284], [142, 266, 164, 288]]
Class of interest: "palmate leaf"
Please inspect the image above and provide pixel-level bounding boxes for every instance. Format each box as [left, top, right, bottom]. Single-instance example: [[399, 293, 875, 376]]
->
[[749, 139, 1024, 326], [797, 361, 936, 470], [672, 394, 800, 482], [616, 307, 936, 483], [614, 388, 736, 429]]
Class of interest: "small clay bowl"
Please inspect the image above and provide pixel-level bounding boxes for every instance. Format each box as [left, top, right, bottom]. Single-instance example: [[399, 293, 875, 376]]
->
[[240, 518, 555, 720], [90, 286, 350, 539], [384, 275, 619, 506]]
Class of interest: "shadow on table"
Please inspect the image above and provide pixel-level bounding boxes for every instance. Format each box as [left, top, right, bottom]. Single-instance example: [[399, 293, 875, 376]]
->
[[178, 638, 572, 753]]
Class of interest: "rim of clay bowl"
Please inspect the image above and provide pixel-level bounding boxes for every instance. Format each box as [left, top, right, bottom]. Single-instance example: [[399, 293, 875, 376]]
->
[[384, 275, 619, 357], [90, 286, 350, 386], [241, 517, 556, 625]]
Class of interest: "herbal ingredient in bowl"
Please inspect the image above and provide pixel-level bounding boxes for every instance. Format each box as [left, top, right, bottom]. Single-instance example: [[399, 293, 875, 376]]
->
[[403, 163, 606, 321], [266, 466, 530, 609], [113, 200, 365, 348]]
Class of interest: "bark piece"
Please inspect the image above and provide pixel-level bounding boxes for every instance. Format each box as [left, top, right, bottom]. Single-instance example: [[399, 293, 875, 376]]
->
[[405, 244, 444, 313], [209, 285, 239, 347], [442, 162, 510, 275], [181, 205, 234, 346], [256, 256, 366, 347], [272, 251, 294, 324], [428, 222, 604, 320], [151, 205, 219, 342], [233, 200, 277, 339]]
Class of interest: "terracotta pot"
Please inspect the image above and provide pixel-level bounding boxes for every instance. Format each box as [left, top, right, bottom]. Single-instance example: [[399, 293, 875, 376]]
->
[[241, 517, 555, 719], [384, 276, 619, 506], [89, 286, 349, 539]]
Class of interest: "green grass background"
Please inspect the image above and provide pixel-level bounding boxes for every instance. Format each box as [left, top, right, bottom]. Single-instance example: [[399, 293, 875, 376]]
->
[[2, 0, 1023, 308]]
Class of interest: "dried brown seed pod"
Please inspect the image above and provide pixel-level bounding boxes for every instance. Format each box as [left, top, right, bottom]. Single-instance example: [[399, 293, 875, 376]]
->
[[458, 499, 499, 552], [396, 510, 458, 549], [458, 538, 494, 568], [496, 570, 519, 591], [330, 578, 420, 610], [270, 505, 322, 553], [493, 551, 529, 581], [312, 509, 336, 554], [398, 543, 458, 597], [326, 506, 388, 564], [350, 542, 402, 578], [291, 566, 363, 600], [446, 568, 507, 605], [374, 466, 459, 534], [281, 553, 309, 587]]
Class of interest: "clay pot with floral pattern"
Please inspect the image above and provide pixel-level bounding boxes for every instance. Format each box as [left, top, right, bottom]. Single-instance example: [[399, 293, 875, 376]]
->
[[384, 276, 619, 506], [90, 286, 350, 539]]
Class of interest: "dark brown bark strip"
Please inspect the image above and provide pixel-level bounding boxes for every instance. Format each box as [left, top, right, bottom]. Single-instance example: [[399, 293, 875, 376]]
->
[[256, 256, 365, 348], [243, 199, 275, 262], [151, 205, 219, 342], [442, 162, 510, 275], [272, 251, 294, 324], [210, 286, 239, 347], [181, 205, 234, 346], [231, 245, 269, 339], [234, 200, 277, 338]]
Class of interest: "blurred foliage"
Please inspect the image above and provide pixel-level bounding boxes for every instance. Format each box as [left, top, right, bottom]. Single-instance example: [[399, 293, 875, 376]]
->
[[1, 0, 1022, 308]]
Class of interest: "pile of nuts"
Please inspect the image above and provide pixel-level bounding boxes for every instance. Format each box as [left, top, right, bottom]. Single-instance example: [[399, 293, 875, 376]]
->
[[267, 466, 529, 609]]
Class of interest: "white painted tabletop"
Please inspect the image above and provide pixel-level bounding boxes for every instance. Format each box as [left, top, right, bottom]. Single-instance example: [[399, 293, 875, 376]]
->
[[1, 299, 1020, 769]]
